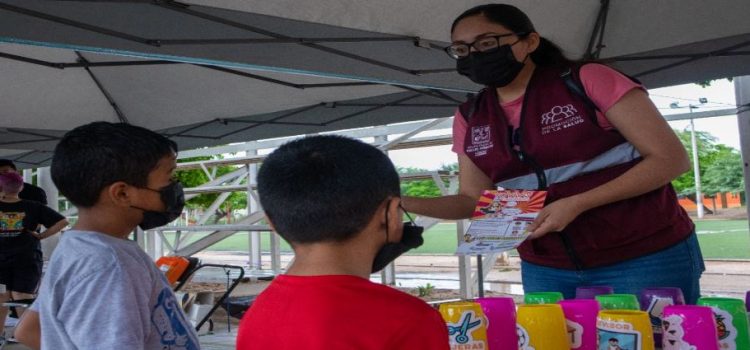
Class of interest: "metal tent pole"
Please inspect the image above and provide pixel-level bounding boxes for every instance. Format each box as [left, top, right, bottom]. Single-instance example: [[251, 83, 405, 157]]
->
[[477, 255, 484, 298], [735, 76, 750, 249]]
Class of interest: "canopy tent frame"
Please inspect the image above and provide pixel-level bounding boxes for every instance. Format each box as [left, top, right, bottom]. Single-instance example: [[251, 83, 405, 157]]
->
[[38, 116, 490, 298], [0, 1, 449, 77], [28, 98, 750, 299], [2, 0, 750, 168], [3, 0, 750, 298], [584, 0, 610, 60]]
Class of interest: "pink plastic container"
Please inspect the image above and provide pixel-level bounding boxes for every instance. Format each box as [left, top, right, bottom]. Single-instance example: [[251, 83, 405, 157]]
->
[[476, 297, 518, 350], [661, 305, 719, 350], [559, 299, 599, 350]]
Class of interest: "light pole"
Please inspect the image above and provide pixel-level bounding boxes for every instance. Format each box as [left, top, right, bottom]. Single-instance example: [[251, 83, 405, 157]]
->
[[688, 108, 704, 218], [671, 98, 707, 218]]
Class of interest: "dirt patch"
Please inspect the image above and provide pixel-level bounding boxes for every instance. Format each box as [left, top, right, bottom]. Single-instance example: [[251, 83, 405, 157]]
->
[[690, 206, 748, 220], [398, 287, 521, 304], [181, 281, 234, 294]]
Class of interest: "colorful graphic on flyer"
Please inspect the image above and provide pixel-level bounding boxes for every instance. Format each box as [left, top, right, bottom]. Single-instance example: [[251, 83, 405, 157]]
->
[[471, 190, 547, 220], [457, 189, 547, 255]]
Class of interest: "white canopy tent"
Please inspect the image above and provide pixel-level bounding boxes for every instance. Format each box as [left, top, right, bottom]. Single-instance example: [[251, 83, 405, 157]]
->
[[1, 0, 749, 165]]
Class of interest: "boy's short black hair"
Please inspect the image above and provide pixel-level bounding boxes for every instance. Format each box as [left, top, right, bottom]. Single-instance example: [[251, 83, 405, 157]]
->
[[0, 159, 17, 170], [51, 122, 177, 208], [257, 135, 400, 244]]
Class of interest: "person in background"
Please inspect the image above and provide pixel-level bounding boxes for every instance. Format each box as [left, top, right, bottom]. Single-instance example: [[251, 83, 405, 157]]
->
[[15, 122, 198, 350], [0, 172, 67, 347], [0, 160, 47, 205], [403, 3, 703, 302], [236, 135, 449, 350]]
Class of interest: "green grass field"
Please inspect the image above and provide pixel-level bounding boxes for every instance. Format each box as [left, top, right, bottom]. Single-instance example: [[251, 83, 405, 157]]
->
[[692, 220, 750, 259], [171, 220, 750, 259]]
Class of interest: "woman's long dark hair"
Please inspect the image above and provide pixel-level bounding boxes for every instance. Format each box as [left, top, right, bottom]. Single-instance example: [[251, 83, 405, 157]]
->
[[451, 4, 575, 67]]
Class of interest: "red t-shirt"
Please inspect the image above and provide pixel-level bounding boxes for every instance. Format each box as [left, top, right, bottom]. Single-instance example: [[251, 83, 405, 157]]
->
[[236, 275, 450, 350], [452, 63, 644, 153]]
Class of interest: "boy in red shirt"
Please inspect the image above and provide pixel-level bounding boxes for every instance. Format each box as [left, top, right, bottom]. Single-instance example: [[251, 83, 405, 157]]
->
[[236, 135, 449, 350]]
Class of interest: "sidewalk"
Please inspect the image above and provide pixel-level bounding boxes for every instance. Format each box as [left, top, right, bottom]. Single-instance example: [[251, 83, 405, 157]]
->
[[195, 252, 750, 299]]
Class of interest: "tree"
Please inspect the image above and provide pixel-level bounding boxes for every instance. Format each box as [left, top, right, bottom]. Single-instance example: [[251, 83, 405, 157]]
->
[[399, 166, 442, 197], [174, 156, 247, 224], [440, 163, 459, 172], [670, 129, 745, 212], [695, 78, 733, 88], [671, 129, 719, 196], [702, 146, 744, 196], [398, 163, 458, 198]]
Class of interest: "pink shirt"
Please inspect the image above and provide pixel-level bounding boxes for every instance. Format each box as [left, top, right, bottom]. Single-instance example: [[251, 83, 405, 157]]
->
[[452, 63, 643, 154]]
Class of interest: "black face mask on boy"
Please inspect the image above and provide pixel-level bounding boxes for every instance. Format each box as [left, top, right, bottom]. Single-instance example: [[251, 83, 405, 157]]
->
[[131, 181, 185, 230], [456, 43, 525, 87], [372, 202, 425, 273]]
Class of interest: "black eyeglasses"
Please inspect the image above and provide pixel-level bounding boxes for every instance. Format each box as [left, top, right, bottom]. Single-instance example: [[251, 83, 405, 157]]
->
[[399, 203, 416, 223], [444, 32, 527, 60]]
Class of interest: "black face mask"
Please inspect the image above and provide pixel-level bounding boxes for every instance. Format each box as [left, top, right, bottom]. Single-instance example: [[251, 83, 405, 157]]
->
[[132, 181, 185, 230], [372, 205, 424, 273], [456, 43, 525, 87]]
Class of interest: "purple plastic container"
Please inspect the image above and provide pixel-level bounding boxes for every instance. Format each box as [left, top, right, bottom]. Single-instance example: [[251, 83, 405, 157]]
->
[[575, 286, 614, 300], [640, 287, 686, 348]]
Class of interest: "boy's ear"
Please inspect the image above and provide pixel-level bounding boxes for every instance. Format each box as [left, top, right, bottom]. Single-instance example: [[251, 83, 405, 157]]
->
[[106, 181, 135, 207], [385, 197, 402, 240], [380, 197, 401, 219]]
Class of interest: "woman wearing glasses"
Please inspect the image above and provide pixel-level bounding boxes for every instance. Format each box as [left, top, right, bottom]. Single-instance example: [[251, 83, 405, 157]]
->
[[403, 4, 703, 302]]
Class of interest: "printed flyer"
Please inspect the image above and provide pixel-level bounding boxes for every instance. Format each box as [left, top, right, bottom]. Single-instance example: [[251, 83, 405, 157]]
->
[[456, 189, 547, 255]]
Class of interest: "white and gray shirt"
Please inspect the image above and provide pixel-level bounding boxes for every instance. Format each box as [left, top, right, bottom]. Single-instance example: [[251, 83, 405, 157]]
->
[[34, 230, 199, 350]]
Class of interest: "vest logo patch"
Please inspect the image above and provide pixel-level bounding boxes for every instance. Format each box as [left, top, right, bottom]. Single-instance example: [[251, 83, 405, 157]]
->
[[467, 125, 494, 157], [540, 104, 585, 135], [471, 125, 491, 144]]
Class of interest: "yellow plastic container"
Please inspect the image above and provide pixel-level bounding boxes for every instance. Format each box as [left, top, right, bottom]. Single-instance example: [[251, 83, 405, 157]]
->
[[439, 301, 489, 349], [597, 310, 655, 350]]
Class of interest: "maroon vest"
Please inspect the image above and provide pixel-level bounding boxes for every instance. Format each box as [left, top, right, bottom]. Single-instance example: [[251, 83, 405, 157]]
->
[[461, 66, 693, 269]]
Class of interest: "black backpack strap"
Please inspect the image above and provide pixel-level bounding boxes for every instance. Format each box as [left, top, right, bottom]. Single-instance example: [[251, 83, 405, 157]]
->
[[458, 91, 484, 121], [560, 67, 601, 126]]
